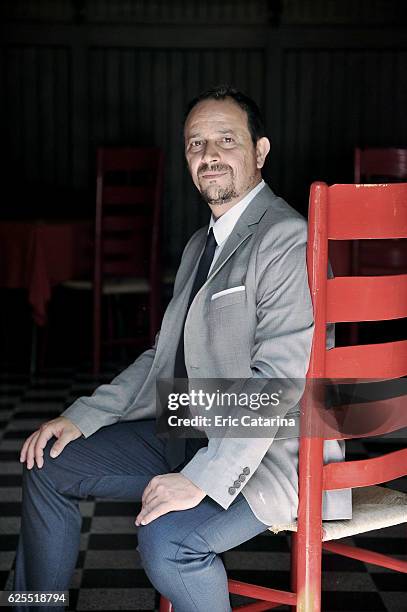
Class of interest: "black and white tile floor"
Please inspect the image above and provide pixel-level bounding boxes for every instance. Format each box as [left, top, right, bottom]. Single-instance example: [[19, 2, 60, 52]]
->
[[0, 367, 406, 611]]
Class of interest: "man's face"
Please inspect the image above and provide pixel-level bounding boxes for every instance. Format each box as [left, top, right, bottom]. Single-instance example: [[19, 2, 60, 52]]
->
[[184, 98, 269, 215]]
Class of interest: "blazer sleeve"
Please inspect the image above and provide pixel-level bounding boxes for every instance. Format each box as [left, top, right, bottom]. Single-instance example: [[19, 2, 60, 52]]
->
[[181, 216, 314, 509], [62, 335, 158, 437]]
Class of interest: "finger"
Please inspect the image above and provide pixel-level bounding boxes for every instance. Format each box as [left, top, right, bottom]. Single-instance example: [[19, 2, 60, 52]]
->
[[20, 431, 38, 463], [136, 501, 172, 526], [141, 480, 155, 504], [49, 432, 74, 459], [135, 498, 159, 526], [25, 431, 41, 470], [136, 497, 171, 525], [142, 489, 160, 507], [34, 427, 57, 468]]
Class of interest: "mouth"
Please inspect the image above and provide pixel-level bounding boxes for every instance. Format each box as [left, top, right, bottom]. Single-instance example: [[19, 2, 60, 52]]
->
[[199, 172, 228, 180]]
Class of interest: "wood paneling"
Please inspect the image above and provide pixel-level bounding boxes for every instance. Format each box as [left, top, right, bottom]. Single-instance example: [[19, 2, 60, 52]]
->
[[0, 45, 71, 186], [0, 2, 406, 263], [85, 0, 270, 24], [2, 1, 406, 26], [280, 48, 407, 207], [282, 0, 407, 25]]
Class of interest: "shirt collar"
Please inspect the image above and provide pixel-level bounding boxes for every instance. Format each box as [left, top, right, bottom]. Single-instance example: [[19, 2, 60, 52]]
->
[[209, 180, 265, 246]]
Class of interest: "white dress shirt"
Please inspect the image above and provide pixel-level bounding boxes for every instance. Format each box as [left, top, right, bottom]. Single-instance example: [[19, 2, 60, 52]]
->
[[208, 179, 265, 273]]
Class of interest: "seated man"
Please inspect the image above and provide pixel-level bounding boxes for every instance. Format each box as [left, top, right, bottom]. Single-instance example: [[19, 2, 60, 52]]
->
[[15, 86, 351, 612]]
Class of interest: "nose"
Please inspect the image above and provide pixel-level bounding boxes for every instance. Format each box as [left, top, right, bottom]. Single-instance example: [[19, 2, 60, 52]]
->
[[201, 141, 220, 164]]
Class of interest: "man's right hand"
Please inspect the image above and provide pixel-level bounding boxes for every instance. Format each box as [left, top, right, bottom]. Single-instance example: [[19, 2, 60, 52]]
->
[[19, 416, 83, 470]]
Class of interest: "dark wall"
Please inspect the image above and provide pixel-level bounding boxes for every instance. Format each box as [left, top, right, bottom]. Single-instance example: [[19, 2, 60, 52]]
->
[[1, 0, 407, 266]]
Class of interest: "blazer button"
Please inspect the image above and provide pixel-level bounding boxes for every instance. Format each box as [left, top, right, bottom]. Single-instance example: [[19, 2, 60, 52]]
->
[[228, 487, 236, 495], [243, 467, 250, 475], [238, 474, 246, 482], [233, 480, 241, 488]]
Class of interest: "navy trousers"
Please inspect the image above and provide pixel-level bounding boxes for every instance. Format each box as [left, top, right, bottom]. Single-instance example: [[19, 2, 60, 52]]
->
[[13, 420, 267, 612]]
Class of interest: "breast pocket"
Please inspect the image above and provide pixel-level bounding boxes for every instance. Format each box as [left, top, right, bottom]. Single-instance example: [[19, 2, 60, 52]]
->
[[210, 286, 246, 309]]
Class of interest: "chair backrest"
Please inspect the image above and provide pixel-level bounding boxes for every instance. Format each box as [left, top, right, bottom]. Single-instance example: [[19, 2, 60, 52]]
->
[[298, 182, 407, 533], [354, 147, 407, 182], [308, 182, 407, 379], [94, 147, 164, 284]]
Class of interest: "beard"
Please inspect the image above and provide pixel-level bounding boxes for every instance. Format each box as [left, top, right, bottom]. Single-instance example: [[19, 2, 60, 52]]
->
[[197, 164, 239, 205]]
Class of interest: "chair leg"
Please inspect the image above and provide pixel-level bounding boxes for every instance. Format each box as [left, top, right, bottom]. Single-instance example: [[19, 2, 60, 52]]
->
[[295, 529, 322, 612], [93, 288, 101, 377], [159, 596, 173, 612], [30, 322, 38, 379], [290, 532, 298, 611], [107, 295, 114, 346], [149, 287, 161, 345]]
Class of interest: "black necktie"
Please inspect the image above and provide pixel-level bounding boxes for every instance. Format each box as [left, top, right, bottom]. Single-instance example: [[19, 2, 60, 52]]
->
[[166, 228, 217, 468], [174, 227, 217, 379]]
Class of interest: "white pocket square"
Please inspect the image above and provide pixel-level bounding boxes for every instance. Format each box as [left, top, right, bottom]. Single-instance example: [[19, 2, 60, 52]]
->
[[211, 286, 246, 301]]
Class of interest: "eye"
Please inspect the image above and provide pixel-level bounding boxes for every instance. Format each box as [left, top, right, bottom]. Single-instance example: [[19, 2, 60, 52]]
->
[[220, 137, 235, 146], [190, 140, 204, 149]]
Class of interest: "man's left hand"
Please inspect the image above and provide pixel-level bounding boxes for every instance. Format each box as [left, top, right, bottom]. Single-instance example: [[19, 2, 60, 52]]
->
[[135, 473, 206, 526]]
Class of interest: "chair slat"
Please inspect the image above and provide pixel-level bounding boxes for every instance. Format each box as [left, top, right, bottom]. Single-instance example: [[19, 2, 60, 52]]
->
[[323, 449, 407, 490], [325, 340, 407, 379], [327, 184, 407, 239], [102, 241, 140, 256], [103, 186, 155, 205], [103, 260, 147, 277], [323, 542, 407, 573], [309, 394, 407, 442], [100, 147, 162, 171], [228, 580, 296, 606], [327, 275, 407, 322], [103, 216, 151, 231]]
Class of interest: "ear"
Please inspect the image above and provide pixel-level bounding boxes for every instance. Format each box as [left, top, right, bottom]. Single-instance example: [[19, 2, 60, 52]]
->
[[255, 137, 271, 169]]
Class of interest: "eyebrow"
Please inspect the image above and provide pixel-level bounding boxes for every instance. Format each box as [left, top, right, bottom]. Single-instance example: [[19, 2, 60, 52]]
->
[[186, 128, 237, 140]]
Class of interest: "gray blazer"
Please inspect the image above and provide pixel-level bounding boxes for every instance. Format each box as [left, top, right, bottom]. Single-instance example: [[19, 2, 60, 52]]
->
[[63, 184, 352, 526]]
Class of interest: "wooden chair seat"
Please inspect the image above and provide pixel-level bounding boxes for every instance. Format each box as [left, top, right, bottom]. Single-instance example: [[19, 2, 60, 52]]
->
[[62, 277, 150, 294], [268, 485, 407, 541]]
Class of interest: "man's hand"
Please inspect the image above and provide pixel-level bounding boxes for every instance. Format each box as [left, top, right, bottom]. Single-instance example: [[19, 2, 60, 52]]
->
[[135, 473, 206, 526], [19, 416, 82, 469]]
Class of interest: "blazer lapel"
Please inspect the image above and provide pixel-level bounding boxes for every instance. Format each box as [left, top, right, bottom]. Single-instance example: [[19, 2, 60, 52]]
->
[[206, 184, 275, 283]]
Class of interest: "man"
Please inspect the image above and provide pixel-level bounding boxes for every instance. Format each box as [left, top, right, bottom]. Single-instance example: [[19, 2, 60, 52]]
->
[[15, 86, 351, 611]]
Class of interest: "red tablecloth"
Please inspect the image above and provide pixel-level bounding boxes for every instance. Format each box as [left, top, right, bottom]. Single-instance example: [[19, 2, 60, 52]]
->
[[0, 220, 93, 326]]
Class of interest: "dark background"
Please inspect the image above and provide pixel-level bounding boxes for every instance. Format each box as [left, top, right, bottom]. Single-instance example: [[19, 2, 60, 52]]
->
[[1, 0, 407, 369], [1, 0, 406, 265]]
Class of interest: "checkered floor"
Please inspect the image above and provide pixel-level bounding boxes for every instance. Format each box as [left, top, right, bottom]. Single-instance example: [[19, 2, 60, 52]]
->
[[0, 366, 406, 611]]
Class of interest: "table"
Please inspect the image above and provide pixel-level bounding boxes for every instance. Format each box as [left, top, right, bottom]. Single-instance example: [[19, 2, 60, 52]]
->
[[0, 220, 93, 326]]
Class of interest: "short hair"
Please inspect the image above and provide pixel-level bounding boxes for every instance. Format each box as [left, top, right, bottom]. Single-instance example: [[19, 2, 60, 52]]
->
[[184, 85, 265, 146]]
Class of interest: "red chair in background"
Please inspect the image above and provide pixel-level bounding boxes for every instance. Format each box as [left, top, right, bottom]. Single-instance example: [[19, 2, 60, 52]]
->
[[353, 147, 407, 277], [354, 147, 407, 183], [350, 147, 407, 343], [65, 147, 164, 375], [160, 182, 407, 611]]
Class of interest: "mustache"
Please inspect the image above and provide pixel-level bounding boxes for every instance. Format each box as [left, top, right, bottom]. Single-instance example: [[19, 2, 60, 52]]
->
[[198, 163, 231, 175]]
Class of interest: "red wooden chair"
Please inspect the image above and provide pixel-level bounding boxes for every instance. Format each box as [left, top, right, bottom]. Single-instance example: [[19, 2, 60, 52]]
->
[[160, 182, 407, 611], [65, 147, 164, 375]]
